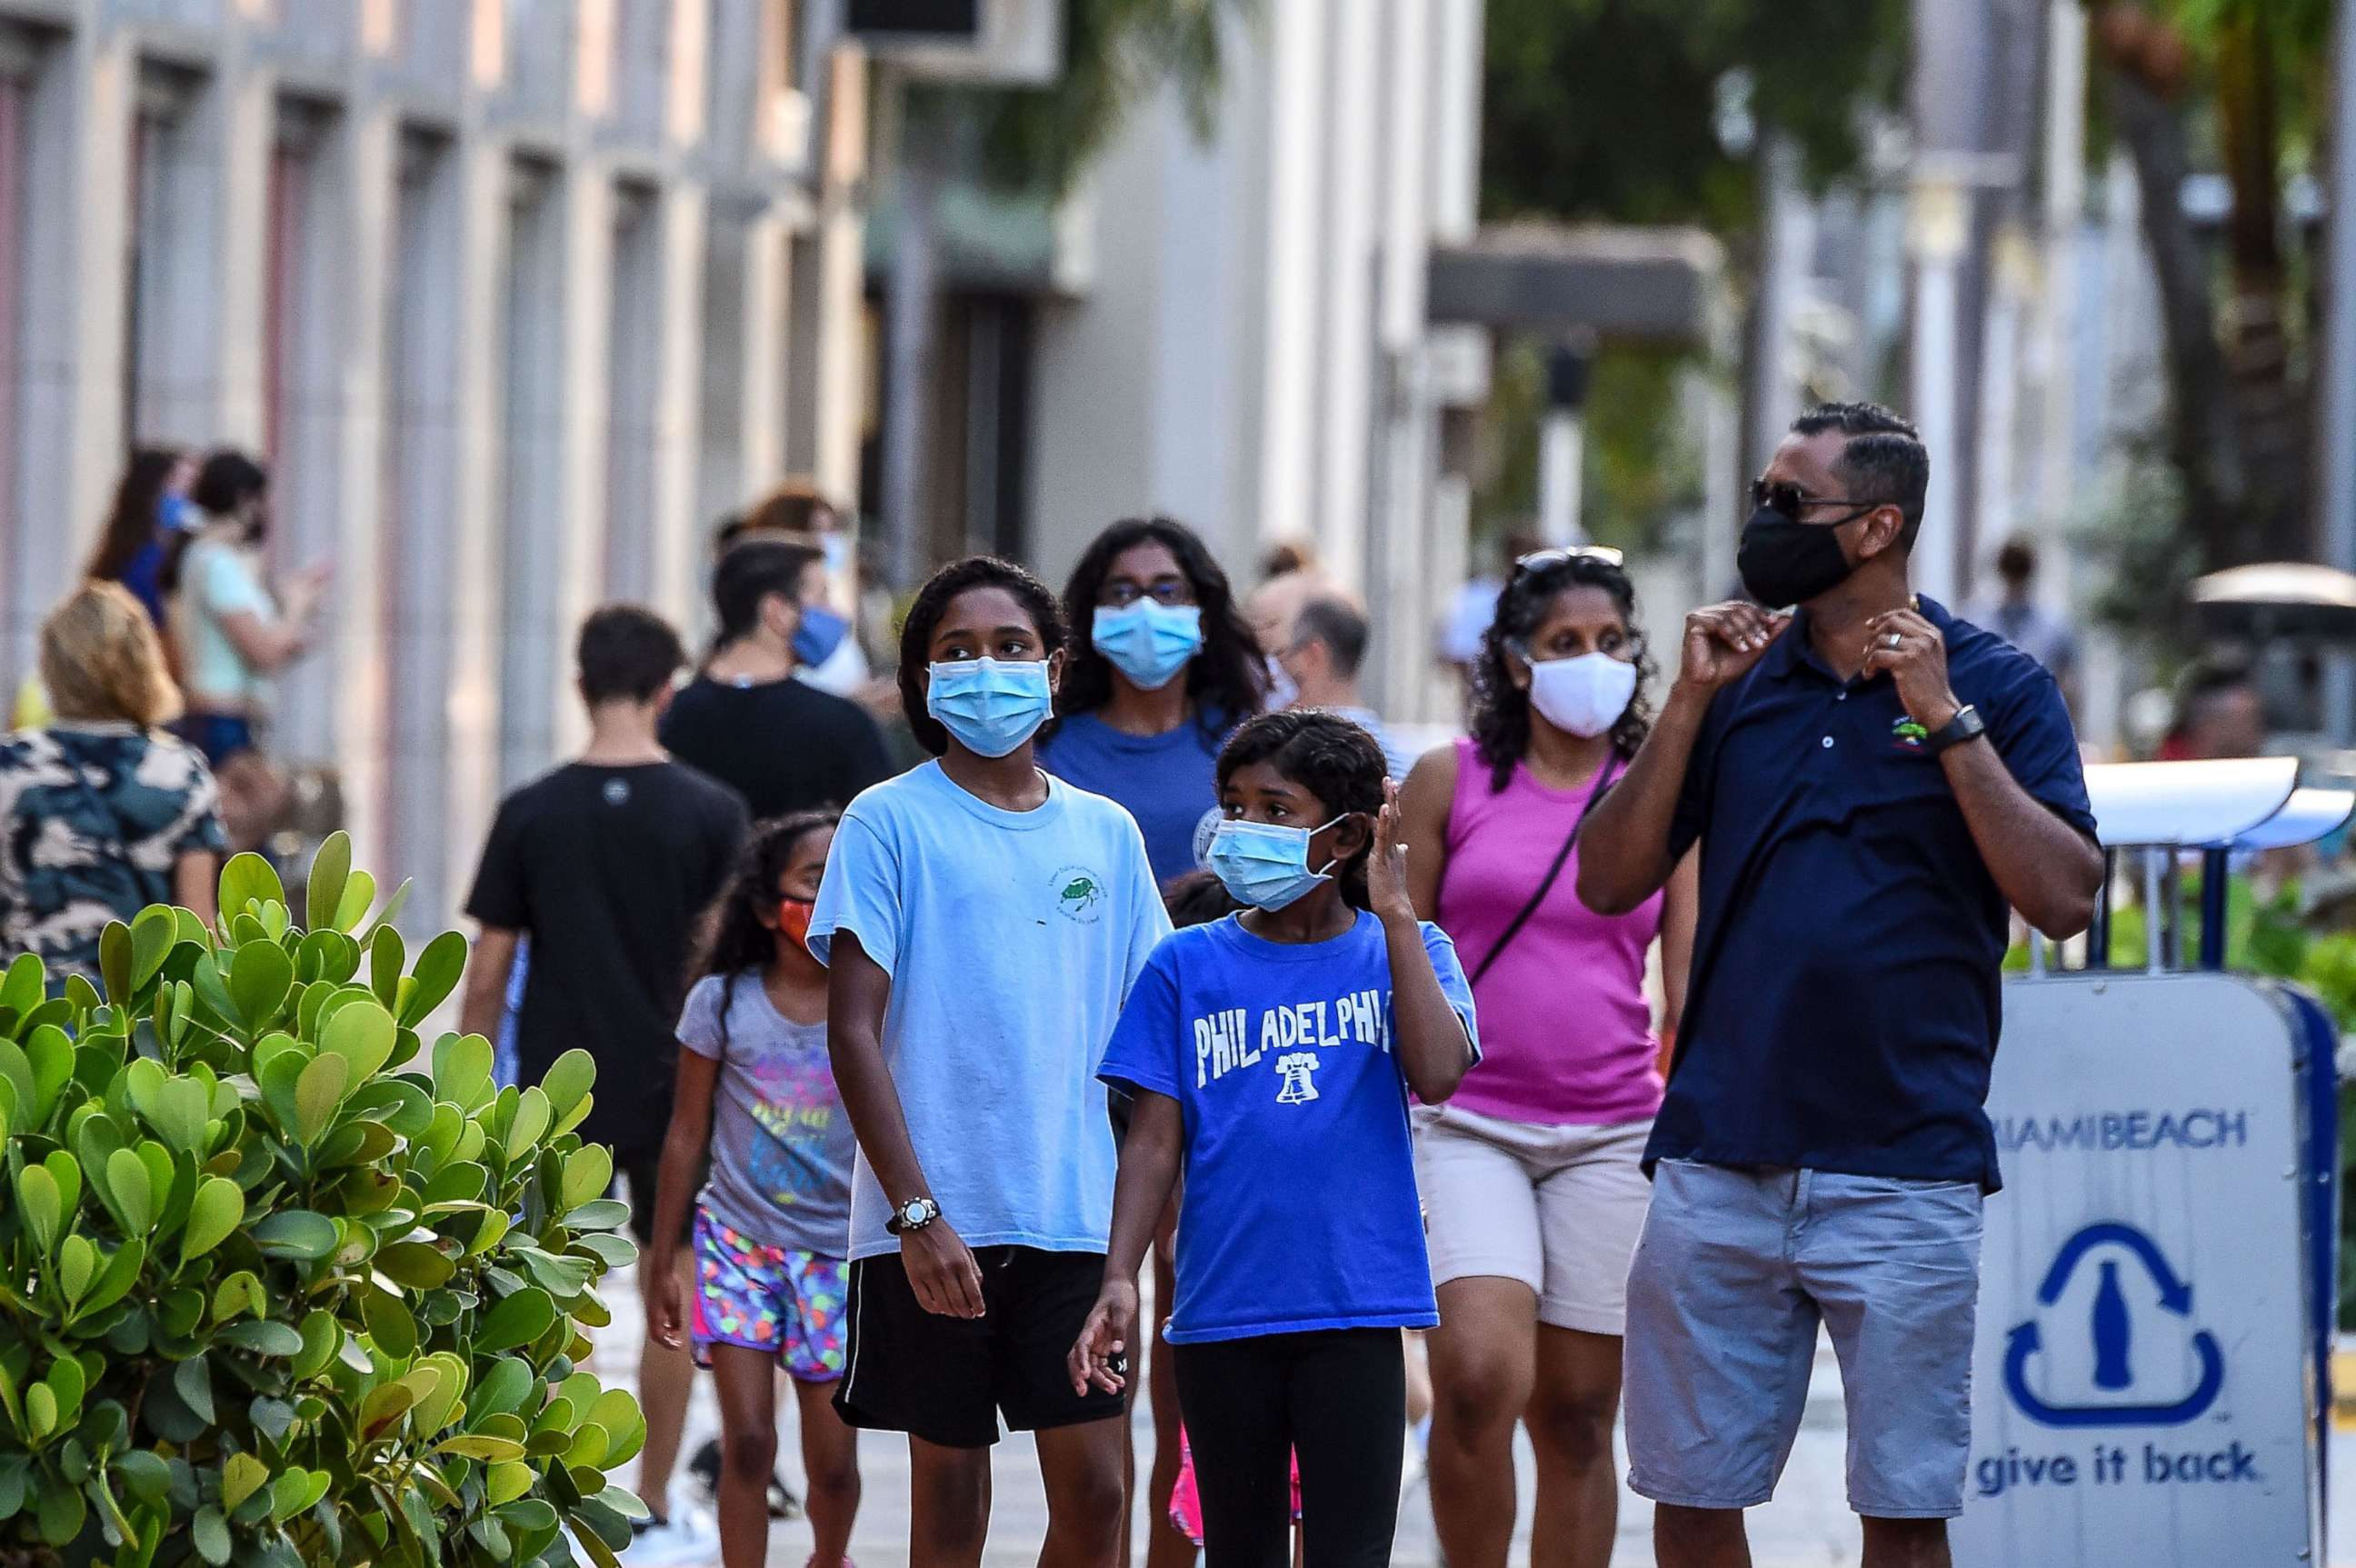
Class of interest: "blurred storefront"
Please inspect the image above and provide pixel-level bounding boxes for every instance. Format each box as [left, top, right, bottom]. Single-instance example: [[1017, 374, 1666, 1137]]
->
[[0, 0, 869, 926]]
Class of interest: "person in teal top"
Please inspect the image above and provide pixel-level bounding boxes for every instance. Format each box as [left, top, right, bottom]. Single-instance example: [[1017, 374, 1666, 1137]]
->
[[1039, 517, 1271, 885]]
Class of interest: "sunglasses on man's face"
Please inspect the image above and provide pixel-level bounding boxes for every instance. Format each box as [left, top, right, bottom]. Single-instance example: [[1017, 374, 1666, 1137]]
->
[[1750, 478, 1883, 524]]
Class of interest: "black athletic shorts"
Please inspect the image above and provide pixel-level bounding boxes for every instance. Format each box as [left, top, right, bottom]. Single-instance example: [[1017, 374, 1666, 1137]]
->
[[835, 1245, 1125, 1449]]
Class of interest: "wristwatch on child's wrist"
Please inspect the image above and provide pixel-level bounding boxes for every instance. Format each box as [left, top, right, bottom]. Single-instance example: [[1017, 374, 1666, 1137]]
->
[[885, 1196, 941, 1235]]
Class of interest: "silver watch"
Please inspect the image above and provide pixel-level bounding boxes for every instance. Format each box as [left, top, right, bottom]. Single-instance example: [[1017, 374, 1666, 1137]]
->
[[885, 1196, 941, 1235]]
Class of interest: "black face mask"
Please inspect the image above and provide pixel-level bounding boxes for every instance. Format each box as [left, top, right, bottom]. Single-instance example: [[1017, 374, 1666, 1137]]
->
[[1737, 506, 1857, 608]]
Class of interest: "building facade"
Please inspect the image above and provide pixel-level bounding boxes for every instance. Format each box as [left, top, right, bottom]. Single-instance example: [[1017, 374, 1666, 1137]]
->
[[0, 0, 865, 927]]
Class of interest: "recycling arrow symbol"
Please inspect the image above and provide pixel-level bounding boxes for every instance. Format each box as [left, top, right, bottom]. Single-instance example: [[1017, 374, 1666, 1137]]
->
[[2003, 1221, 2225, 1429]]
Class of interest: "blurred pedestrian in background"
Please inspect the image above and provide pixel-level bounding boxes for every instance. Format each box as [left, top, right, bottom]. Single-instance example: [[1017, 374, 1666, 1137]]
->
[[644, 812, 864, 1568], [458, 604, 748, 1561], [811, 556, 1168, 1567], [663, 537, 892, 822], [1438, 530, 1542, 711], [1578, 404, 2100, 1568], [1396, 545, 1693, 1568], [1969, 536, 2079, 708], [1244, 539, 1330, 706], [0, 582, 224, 993], [1276, 594, 1412, 780], [715, 484, 876, 703], [2159, 656, 2268, 761], [164, 449, 328, 853], [85, 445, 198, 633], [1043, 517, 1270, 886]]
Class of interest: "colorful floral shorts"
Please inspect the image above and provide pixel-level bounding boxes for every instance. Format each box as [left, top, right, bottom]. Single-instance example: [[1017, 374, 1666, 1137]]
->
[[690, 1209, 849, 1382]]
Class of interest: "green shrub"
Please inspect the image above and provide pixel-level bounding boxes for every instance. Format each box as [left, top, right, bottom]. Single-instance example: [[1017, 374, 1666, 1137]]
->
[[0, 837, 644, 1568]]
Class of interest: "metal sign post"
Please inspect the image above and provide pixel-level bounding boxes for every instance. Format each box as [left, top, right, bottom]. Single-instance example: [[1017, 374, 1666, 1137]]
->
[[1953, 759, 2346, 1566]]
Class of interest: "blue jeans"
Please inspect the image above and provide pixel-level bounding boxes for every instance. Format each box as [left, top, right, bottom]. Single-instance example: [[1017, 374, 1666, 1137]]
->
[[1623, 1159, 1984, 1519]]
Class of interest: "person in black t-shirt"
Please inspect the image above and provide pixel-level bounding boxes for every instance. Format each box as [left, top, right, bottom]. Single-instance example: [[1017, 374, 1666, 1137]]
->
[[460, 604, 747, 1546], [661, 538, 893, 819]]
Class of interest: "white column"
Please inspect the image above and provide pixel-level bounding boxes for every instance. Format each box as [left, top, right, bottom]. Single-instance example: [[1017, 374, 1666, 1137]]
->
[[644, 182, 707, 629], [1313, 0, 1378, 594], [552, 166, 615, 759], [1909, 176, 1968, 605], [5, 27, 129, 681], [1255, 0, 1327, 550]]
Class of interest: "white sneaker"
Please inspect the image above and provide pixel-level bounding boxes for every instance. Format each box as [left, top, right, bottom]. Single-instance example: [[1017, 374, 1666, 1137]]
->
[[624, 1508, 719, 1568]]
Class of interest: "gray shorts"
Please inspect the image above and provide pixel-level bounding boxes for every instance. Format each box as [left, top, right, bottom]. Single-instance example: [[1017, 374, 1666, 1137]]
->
[[1623, 1160, 1984, 1520]]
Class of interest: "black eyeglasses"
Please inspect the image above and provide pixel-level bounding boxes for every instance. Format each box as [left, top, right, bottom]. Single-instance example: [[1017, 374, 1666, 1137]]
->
[[1751, 478, 1882, 524], [1512, 544, 1625, 577]]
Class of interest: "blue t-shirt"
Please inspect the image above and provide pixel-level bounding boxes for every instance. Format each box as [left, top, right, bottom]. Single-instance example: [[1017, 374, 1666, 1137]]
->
[[1039, 711, 1232, 885], [1098, 911, 1480, 1344], [1654, 597, 2097, 1191], [807, 762, 1172, 1262]]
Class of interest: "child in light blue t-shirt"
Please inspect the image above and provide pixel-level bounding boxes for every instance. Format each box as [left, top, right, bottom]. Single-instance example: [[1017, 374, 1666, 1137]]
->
[[805, 555, 1170, 1558], [1072, 709, 1480, 1568]]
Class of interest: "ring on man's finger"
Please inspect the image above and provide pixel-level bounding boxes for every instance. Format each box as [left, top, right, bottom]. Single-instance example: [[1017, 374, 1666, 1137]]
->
[[1882, 632, 1902, 650]]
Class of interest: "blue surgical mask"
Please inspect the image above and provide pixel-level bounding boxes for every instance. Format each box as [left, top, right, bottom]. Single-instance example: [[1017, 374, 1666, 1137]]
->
[[821, 533, 851, 575], [1205, 814, 1351, 911], [1093, 601, 1203, 692], [157, 494, 196, 534], [793, 603, 850, 668], [926, 657, 1054, 758]]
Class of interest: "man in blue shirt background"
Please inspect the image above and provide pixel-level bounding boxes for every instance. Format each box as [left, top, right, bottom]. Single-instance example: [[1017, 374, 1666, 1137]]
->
[[1579, 403, 2101, 1568]]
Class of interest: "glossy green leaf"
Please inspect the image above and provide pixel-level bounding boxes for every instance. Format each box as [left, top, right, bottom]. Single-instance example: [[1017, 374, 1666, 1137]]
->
[[0, 952, 40, 1018], [16, 1164, 60, 1253], [217, 854, 284, 924], [226, 941, 293, 1031], [222, 1451, 268, 1512], [215, 1319, 304, 1357], [333, 869, 376, 934], [292, 1054, 349, 1145], [538, 1048, 596, 1118], [321, 997, 398, 1086], [175, 1354, 214, 1424], [369, 926, 404, 1009], [97, 922, 134, 1005], [104, 1148, 154, 1237], [21, 1024, 70, 1124], [192, 1503, 230, 1565], [434, 1433, 526, 1463], [182, 1177, 245, 1264], [374, 1240, 456, 1291], [474, 1288, 557, 1354], [127, 904, 177, 992], [503, 1087, 552, 1162], [433, 1032, 494, 1110], [35, 1478, 81, 1545], [306, 832, 351, 934], [364, 1288, 418, 1360], [57, 1234, 95, 1307], [560, 1144, 614, 1213], [112, 1448, 170, 1504], [292, 1312, 340, 1379], [76, 1238, 145, 1322], [403, 930, 468, 1028], [250, 1210, 338, 1262]]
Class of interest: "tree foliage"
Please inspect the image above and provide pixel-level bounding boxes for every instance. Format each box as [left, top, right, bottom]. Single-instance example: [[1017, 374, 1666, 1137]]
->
[[1480, 0, 1909, 229], [0, 841, 643, 1568], [917, 0, 1255, 195]]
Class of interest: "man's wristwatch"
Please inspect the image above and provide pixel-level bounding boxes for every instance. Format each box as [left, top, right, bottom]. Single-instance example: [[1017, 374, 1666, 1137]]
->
[[884, 1196, 942, 1236], [1926, 704, 1987, 756]]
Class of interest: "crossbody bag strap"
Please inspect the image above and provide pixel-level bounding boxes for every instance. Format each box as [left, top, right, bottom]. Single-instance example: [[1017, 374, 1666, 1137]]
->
[[1467, 756, 1621, 989]]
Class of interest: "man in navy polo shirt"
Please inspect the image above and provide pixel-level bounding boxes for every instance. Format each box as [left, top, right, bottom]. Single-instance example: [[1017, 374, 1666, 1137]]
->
[[1579, 403, 2101, 1568]]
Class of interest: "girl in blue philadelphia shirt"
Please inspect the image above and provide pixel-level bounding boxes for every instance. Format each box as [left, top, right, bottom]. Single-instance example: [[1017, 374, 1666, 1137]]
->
[[1072, 710, 1480, 1568]]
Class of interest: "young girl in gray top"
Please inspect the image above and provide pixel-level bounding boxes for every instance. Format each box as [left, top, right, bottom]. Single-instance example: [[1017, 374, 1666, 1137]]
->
[[646, 812, 860, 1568]]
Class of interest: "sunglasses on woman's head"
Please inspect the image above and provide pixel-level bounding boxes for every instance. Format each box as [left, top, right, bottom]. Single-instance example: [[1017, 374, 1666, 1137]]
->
[[1750, 478, 1882, 523], [1512, 544, 1625, 577]]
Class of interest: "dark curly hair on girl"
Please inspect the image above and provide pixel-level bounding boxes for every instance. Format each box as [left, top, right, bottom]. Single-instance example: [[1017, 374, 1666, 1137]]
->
[[1215, 710, 1389, 911], [694, 810, 840, 1055], [1470, 552, 1655, 794], [1057, 517, 1268, 730], [896, 555, 1070, 755]]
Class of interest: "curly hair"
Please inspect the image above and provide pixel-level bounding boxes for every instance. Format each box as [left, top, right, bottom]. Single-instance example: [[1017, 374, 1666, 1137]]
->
[[694, 810, 840, 1056], [1215, 710, 1389, 910], [1057, 517, 1267, 729], [1469, 553, 1655, 794], [896, 555, 1070, 756]]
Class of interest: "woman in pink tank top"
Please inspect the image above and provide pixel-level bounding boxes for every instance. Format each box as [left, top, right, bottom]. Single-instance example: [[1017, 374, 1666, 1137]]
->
[[1397, 547, 1696, 1568]]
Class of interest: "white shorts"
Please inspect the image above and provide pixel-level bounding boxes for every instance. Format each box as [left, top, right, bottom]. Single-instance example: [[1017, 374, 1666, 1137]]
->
[[1413, 1104, 1653, 1336]]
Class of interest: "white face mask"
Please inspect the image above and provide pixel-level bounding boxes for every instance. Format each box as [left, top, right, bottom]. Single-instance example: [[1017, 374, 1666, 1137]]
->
[[1525, 650, 1638, 738]]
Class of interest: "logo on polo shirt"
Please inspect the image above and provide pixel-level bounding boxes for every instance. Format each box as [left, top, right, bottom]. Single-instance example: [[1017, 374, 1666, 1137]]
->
[[1052, 865, 1105, 923], [1891, 716, 1930, 752]]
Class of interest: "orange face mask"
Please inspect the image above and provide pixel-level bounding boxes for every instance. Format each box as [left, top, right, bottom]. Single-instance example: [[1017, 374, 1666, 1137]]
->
[[774, 896, 815, 952]]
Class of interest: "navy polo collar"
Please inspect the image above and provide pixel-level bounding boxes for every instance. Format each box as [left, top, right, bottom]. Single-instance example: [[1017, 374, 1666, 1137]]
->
[[1759, 594, 1954, 686]]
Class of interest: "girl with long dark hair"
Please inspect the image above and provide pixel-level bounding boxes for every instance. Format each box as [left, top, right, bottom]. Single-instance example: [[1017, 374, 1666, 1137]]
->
[[85, 445, 195, 628], [644, 811, 862, 1568], [1040, 516, 1270, 884], [1393, 546, 1697, 1568]]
